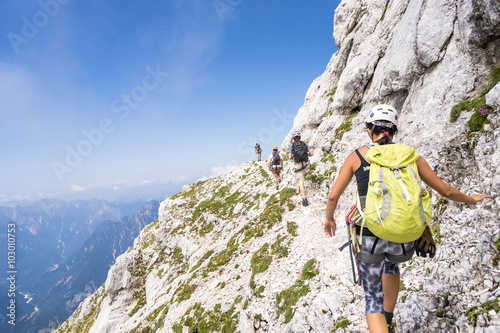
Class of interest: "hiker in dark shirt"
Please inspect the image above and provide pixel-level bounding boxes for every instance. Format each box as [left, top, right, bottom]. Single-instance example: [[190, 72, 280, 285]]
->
[[255, 142, 262, 162], [288, 130, 313, 206], [324, 104, 490, 332]]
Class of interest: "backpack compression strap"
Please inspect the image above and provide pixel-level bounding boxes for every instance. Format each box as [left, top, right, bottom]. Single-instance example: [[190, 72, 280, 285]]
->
[[392, 167, 412, 205], [406, 165, 430, 226]]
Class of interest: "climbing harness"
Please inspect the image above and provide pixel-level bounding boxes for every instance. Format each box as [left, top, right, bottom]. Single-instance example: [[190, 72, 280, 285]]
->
[[339, 205, 362, 286], [340, 204, 416, 286], [294, 161, 309, 173]]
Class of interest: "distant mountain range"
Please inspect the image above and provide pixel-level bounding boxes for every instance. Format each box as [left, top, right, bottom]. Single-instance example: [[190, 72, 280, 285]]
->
[[0, 199, 159, 332]]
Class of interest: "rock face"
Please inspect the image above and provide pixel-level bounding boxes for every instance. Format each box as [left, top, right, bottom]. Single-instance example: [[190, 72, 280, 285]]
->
[[56, 0, 500, 332]]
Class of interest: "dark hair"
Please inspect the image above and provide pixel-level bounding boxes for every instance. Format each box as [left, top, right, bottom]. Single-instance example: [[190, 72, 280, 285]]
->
[[366, 122, 398, 145]]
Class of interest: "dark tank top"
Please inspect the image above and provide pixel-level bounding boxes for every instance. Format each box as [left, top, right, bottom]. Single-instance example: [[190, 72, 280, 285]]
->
[[353, 148, 376, 237], [354, 149, 370, 197]]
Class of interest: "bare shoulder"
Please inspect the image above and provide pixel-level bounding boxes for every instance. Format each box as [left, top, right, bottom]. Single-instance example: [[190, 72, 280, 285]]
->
[[357, 145, 370, 154], [344, 148, 365, 171]]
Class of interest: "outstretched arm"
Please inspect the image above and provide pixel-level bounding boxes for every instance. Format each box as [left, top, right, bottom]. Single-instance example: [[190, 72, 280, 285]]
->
[[416, 157, 490, 204], [324, 152, 357, 237]]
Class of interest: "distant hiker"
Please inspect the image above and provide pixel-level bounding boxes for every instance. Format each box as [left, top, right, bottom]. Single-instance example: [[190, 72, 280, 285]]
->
[[268, 146, 283, 190], [255, 142, 262, 161], [324, 104, 490, 333], [288, 130, 313, 206]]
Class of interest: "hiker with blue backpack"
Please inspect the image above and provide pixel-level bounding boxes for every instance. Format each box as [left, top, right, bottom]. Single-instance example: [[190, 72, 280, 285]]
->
[[267, 146, 283, 190], [323, 104, 490, 333], [288, 130, 314, 206]]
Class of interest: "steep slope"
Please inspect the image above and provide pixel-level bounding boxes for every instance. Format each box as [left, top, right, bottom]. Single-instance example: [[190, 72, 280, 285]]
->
[[56, 161, 366, 332], [56, 0, 500, 332]]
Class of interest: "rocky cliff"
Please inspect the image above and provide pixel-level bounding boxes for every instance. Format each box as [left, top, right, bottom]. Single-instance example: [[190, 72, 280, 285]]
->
[[55, 0, 500, 332]]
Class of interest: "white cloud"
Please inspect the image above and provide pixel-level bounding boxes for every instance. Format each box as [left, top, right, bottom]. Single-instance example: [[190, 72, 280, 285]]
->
[[165, 176, 188, 184], [38, 192, 55, 198], [0, 193, 32, 206], [70, 184, 86, 192], [113, 186, 120, 191], [207, 164, 239, 178]]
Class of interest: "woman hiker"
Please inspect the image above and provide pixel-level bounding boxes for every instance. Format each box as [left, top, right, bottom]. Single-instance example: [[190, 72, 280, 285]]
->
[[323, 104, 490, 333]]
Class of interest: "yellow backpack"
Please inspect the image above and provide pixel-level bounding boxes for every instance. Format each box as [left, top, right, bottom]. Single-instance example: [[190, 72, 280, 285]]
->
[[358, 144, 432, 243]]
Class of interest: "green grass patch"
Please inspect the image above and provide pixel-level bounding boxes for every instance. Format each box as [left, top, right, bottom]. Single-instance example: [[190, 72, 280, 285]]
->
[[306, 154, 337, 186], [331, 317, 351, 332], [436, 198, 448, 214], [57, 288, 107, 333], [321, 153, 336, 164], [450, 98, 482, 122], [190, 250, 214, 273], [431, 221, 443, 244], [259, 166, 271, 180], [130, 255, 147, 278], [335, 111, 359, 141], [205, 243, 239, 274], [254, 285, 265, 298], [301, 259, 319, 280], [276, 280, 311, 323], [271, 235, 290, 258], [306, 173, 328, 184], [172, 302, 239, 333], [280, 187, 297, 211], [468, 103, 491, 132], [241, 224, 265, 243], [171, 247, 184, 265], [287, 221, 299, 237], [335, 118, 353, 141], [174, 283, 197, 303], [482, 65, 500, 95], [189, 190, 244, 234], [449, 93, 493, 135], [169, 182, 203, 201], [129, 287, 146, 317], [326, 87, 337, 97], [466, 298, 499, 325], [260, 195, 285, 227], [251, 243, 272, 275]]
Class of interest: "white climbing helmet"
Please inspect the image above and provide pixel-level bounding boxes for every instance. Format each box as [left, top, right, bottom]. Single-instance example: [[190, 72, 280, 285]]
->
[[365, 104, 399, 127], [292, 130, 301, 138]]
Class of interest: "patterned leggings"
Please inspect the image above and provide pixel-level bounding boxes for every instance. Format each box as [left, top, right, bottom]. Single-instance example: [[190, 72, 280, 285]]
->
[[357, 235, 415, 314]]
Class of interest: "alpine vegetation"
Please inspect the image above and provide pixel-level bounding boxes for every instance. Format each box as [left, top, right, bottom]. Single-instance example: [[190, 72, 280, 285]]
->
[[56, 0, 499, 332]]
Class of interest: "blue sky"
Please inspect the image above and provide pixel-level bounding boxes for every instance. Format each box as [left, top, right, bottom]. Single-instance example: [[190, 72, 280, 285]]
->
[[0, 0, 340, 205]]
